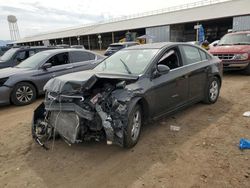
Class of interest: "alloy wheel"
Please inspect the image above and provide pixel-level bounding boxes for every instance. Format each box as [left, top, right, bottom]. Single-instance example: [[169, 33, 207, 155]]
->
[[16, 85, 34, 103], [131, 110, 142, 141]]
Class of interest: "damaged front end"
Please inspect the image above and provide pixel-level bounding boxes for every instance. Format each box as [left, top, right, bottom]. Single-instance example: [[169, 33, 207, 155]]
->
[[32, 71, 140, 148]]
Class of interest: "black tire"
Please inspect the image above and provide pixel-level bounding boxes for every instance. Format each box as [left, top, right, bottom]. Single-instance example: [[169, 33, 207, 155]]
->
[[11, 82, 37, 106], [123, 105, 142, 148], [203, 77, 220, 104], [243, 63, 250, 75]]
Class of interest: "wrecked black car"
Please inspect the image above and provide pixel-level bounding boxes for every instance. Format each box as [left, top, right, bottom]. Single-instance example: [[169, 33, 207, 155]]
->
[[32, 42, 222, 149]]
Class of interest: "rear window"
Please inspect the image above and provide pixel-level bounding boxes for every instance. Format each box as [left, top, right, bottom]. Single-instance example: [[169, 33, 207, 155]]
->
[[108, 45, 124, 50], [182, 45, 202, 65], [70, 51, 95, 63], [199, 49, 208, 61]]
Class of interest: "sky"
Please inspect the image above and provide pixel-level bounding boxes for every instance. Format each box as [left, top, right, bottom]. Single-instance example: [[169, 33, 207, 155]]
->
[[0, 0, 200, 40]]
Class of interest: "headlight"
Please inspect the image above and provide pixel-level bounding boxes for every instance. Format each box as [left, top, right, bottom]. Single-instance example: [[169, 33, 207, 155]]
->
[[0, 77, 9, 87], [233, 53, 249, 60]]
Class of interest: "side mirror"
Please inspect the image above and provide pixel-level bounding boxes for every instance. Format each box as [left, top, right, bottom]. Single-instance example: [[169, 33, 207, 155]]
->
[[152, 64, 170, 78], [158, 64, 170, 74], [41, 63, 52, 70]]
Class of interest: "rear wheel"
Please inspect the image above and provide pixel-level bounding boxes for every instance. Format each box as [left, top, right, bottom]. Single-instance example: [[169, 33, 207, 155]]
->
[[123, 105, 142, 148], [203, 77, 220, 104], [11, 82, 37, 106]]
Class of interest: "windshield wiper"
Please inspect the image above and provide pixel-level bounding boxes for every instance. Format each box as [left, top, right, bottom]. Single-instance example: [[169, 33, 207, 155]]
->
[[232, 43, 250, 45], [120, 58, 132, 74], [218, 44, 232, 46]]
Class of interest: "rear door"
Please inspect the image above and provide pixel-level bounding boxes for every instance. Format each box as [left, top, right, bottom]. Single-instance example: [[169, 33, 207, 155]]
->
[[179, 45, 210, 101]]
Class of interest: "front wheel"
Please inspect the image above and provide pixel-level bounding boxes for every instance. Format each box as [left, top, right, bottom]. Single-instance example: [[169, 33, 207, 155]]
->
[[243, 63, 250, 75], [123, 105, 142, 148], [203, 77, 220, 104], [11, 82, 37, 106]]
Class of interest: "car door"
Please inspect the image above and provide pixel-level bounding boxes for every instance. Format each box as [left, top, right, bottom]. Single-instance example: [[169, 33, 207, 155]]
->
[[180, 45, 210, 101], [34, 52, 73, 94], [149, 46, 189, 118]]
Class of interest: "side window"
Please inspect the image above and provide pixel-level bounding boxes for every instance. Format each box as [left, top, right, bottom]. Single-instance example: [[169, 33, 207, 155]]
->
[[182, 45, 202, 65], [88, 53, 96, 60], [158, 48, 181, 70], [199, 49, 208, 61], [28, 50, 36, 57], [70, 51, 95, 63], [47, 52, 69, 67], [15, 51, 26, 61]]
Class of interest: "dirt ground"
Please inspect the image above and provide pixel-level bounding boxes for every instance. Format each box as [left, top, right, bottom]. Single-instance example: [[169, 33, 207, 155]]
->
[[0, 73, 250, 188]]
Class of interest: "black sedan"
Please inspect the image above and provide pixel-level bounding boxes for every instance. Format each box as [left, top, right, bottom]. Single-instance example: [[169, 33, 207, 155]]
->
[[32, 42, 222, 149]]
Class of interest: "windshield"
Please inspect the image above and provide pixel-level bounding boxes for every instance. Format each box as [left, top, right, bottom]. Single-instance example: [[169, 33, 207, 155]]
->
[[16, 51, 50, 69], [0, 48, 18, 61], [94, 49, 158, 75], [219, 33, 250, 45]]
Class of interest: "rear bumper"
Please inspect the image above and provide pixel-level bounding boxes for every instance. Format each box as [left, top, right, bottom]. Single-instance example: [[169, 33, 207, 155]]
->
[[0, 86, 12, 105], [222, 60, 249, 70]]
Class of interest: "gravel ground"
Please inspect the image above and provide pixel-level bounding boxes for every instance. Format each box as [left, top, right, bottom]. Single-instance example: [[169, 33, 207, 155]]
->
[[0, 72, 250, 188]]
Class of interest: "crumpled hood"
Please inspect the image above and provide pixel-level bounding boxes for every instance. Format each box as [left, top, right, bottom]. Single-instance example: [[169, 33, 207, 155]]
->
[[44, 70, 139, 93], [0, 67, 31, 79], [209, 45, 250, 54]]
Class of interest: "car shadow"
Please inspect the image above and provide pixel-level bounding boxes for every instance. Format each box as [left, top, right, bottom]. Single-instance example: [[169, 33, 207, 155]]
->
[[25, 95, 232, 188]]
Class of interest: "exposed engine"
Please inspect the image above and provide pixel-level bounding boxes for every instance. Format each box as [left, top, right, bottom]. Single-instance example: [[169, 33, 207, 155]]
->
[[32, 79, 132, 149]]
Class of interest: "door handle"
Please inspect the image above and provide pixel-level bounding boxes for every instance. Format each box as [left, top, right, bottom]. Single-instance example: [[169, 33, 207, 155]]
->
[[66, 66, 73, 69]]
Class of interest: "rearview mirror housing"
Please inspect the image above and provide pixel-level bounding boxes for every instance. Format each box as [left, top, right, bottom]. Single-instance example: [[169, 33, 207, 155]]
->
[[41, 63, 52, 70], [152, 64, 170, 78], [157, 64, 170, 74]]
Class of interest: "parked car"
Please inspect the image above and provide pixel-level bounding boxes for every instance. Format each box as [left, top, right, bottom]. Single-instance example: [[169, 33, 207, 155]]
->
[[104, 42, 139, 56], [0, 46, 59, 69], [0, 46, 10, 56], [70, 45, 85, 49], [0, 49, 104, 106], [32, 42, 222, 149], [209, 31, 250, 74]]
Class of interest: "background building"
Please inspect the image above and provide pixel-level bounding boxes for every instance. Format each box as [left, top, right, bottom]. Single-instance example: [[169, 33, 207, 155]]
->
[[11, 0, 250, 49]]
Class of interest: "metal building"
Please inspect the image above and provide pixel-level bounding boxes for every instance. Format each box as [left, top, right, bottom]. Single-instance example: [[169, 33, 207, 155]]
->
[[11, 0, 250, 49]]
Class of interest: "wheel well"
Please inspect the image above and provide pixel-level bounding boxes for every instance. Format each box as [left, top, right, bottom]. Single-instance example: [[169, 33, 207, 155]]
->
[[214, 75, 222, 87], [10, 81, 39, 103], [137, 98, 150, 123]]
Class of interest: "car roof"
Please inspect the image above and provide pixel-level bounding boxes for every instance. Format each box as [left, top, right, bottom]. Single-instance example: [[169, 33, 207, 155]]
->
[[110, 42, 139, 46], [37, 48, 101, 56], [125, 42, 175, 50]]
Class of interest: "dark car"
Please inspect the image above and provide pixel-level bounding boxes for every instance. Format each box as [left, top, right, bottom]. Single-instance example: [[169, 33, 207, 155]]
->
[[32, 42, 222, 149], [0, 49, 104, 106], [0, 46, 59, 69], [0, 46, 11, 56], [70, 45, 85, 49], [104, 42, 139, 56]]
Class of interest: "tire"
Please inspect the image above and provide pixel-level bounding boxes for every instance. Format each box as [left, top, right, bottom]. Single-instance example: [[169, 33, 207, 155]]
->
[[243, 63, 250, 75], [123, 105, 142, 148], [203, 77, 220, 104], [11, 82, 37, 106]]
